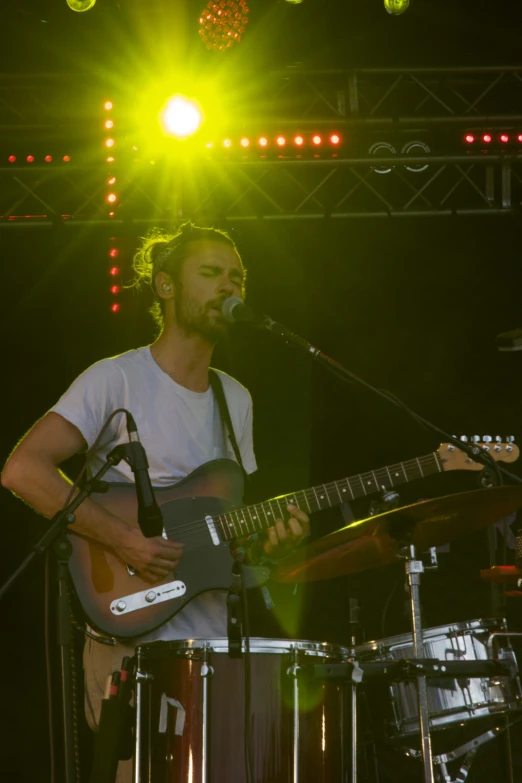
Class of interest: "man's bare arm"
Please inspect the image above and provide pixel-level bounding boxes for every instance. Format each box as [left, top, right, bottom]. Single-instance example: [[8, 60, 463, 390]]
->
[[1, 412, 182, 580]]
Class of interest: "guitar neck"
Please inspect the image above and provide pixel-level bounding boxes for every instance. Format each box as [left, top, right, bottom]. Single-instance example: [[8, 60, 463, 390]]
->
[[216, 451, 443, 542]]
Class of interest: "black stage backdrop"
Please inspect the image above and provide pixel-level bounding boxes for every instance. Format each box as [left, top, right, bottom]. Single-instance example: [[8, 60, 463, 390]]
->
[[2, 216, 522, 780]]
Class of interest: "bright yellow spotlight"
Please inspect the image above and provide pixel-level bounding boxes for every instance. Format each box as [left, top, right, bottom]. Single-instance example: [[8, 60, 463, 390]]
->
[[160, 96, 203, 139], [384, 0, 410, 14], [66, 0, 96, 11]]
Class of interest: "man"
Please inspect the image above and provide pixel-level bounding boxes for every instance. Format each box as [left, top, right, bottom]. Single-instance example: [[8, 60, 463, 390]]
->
[[1, 222, 309, 782]]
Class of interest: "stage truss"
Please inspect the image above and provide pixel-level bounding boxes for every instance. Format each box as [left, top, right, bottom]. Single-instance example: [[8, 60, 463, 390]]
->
[[1, 67, 522, 227]]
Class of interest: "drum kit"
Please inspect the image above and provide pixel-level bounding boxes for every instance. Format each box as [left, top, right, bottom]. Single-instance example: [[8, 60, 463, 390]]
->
[[130, 485, 522, 783]]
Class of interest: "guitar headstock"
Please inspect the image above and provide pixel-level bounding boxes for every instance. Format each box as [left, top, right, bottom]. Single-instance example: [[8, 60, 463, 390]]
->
[[438, 437, 519, 472]]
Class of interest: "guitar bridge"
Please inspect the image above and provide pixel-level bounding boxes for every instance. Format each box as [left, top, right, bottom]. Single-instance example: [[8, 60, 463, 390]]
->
[[110, 580, 186, 616]]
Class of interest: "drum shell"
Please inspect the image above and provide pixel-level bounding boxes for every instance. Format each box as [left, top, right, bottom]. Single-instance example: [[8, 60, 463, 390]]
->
[[356, 618, 522, 743], [136, 638, 349, 783]]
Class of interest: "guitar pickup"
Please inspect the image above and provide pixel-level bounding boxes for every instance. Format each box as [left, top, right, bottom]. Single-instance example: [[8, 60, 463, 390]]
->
[[110, 580, 186, 616]]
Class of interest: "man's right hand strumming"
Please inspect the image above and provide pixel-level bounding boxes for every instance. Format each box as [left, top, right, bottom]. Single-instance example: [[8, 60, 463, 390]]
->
[[113, 527, 183, 582]]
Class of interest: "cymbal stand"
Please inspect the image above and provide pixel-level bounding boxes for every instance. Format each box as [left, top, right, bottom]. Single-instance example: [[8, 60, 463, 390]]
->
[[347, 598, 361, 783], [402, 542, 435, 783]]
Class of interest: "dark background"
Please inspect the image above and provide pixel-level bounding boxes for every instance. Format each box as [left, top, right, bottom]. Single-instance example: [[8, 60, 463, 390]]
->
[[3, 0, 522, 781]]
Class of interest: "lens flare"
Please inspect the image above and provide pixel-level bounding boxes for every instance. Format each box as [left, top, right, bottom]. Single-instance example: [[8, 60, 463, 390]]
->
[[160, 96, 203, 139]]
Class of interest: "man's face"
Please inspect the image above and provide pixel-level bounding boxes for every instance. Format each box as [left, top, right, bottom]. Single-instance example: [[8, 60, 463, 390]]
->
[[173, 240, 245, 342]]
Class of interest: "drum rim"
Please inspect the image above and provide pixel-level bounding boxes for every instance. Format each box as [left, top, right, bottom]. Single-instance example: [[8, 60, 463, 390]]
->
[[137, 637, 349, 657], [355, 616, 507, 653]]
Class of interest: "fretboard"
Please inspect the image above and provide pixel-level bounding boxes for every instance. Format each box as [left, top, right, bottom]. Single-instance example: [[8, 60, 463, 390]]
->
[[216, 451, 443, 542]]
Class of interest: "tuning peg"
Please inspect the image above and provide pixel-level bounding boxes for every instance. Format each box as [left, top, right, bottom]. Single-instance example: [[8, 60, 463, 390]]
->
[[460, 435, 469, 442], [507, 436, 515, 443], [482, 436, 492, 443], [495, 436, 502, 442], [470, 436, 480, 443]]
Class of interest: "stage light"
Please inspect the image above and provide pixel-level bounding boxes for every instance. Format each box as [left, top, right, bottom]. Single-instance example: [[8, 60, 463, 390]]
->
[[483, 134, 492, 143], [109, 249, 119, 258], [258, 137, 268, 147], [45, 155, 53, 162], [312, 135, 322, 145], [369, 141, 396, 174], [401, 140, 430, 173], [63, 155, 71, 162], [8, 156, 16, 163], [223, 138, 232, 148], [105, 138, 115, 148], [105, 120, 114, 130], [26, 156, 34, 163], [160, 95, 203, 139], [104, 101, 113, 111], [106, 156, 115, 163], [240, 138, 250, 147], [111, 303, 120, 313], [384, 0, 410, 14], [500, 134, 509, 143], [66, 0, 96, 11], [110, 266, 120, 276], [108, 177, 116, 185], [465, 134, 475, 144], [111, 285, 120, 294], [518, 134, 522, 143], [330, 134, 341, 145], [199, 0, 249, 52], [294, 136, 304, 146], [276, 136, 286, 147], [107, 193, 118, 203]]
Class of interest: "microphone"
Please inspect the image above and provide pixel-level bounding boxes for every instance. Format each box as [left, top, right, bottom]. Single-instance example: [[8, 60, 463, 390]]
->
[[125, 413, 164, 538], [221, 297, 268, 327], [221, 296, 320, 357]]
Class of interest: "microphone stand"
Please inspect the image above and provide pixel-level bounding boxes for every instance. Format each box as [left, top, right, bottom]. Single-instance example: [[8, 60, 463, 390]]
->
[[0, 443, 134, 783], [249, 314, 522, 783], [227, 561, 244, 659]]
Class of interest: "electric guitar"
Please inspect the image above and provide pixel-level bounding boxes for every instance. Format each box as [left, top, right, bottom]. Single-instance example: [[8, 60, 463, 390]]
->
[[67, 440, 519, 638]]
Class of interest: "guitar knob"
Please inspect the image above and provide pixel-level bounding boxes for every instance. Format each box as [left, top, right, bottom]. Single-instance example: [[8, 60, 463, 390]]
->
[[483, 436, 492, 443], [115, 601, 127, 613], [470, 436, 480, 443], [145, 591, 158, 604], [460, 436, 469, 442]]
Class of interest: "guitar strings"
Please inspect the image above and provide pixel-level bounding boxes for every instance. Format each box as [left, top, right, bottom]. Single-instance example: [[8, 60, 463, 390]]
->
[[157, 453, 446, 545]]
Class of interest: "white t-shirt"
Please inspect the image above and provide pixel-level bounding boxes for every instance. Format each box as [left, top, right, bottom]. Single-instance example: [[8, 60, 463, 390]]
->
[[51, 346, 257, 643]]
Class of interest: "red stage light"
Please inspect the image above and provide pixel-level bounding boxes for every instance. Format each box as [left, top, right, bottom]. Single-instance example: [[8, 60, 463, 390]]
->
[[63, 155, 71, 162], [26, 155, 34, 163], [110, 266, 120, 276], [312, 135, 322, 145], [258, 137, 268, 147], [111, 303, 120, 313], [276, 136, 286, 147], [104, 101, 113, 111], [294, 136, 304, 146], [8, 156, 16, 163], [106, 156, 115, 163], [45, 155, 52, 163], [464, 134, 475, 143], [330, 134, 341, 145], [482, 134, 492, 143], [240, 138, 250, 147], [500, 134, 509, 143], [109, 248, 119, 258], [518, 134, 522, 143], [108, 177, 116, 185], [111, 285, 120, 294]]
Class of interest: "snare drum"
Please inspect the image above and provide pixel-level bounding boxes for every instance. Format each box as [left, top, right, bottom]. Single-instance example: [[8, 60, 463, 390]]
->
[[135, 637, 349, 783], [355, 618, 522, 743]]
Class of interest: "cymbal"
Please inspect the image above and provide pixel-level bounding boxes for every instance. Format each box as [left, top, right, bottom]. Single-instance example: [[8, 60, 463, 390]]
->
[[273, 485, 522, 583], [480, 566, 522, 584]]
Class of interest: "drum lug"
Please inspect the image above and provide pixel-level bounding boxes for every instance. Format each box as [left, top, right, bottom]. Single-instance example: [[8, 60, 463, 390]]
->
[[136, 670, 153, 683], [201, 663, 214, 678]]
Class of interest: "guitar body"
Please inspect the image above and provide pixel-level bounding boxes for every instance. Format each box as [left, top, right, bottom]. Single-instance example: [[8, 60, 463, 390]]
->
[[68, 459, 248, 639]]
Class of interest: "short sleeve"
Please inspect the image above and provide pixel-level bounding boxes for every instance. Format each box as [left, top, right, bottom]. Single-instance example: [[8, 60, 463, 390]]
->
[[50, 360, 124, 450]]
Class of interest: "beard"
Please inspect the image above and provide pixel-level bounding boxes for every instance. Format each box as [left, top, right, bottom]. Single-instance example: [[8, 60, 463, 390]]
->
[[174, 287, 230, 343]]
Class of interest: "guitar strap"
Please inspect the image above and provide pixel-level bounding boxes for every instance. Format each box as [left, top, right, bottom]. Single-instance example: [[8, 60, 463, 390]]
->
[[209, 369, 249, 485]]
